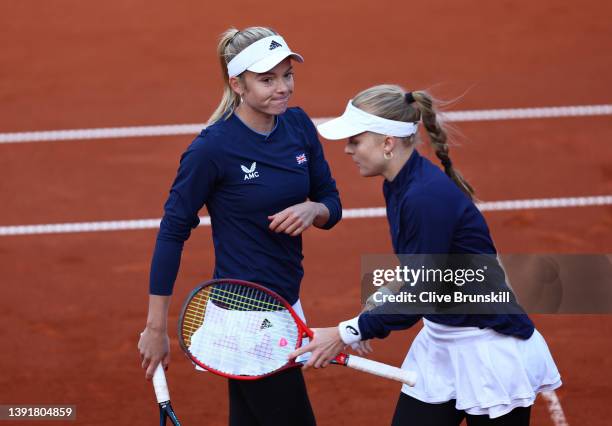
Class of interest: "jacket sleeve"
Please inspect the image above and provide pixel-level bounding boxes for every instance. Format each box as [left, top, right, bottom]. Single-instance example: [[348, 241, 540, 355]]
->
[[149, 135, 222, 295], [358, 312, 422, 340], [295, 108, 342, 229]]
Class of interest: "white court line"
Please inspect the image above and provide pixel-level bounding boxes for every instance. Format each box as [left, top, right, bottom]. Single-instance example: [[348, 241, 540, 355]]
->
[[541, 391, 569, 426], [0, 195, 610, 236], [1, 104, 611, 144]]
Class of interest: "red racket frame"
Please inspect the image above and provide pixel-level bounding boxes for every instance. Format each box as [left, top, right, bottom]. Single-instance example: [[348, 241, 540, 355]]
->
[[178, 279, 348, 380]]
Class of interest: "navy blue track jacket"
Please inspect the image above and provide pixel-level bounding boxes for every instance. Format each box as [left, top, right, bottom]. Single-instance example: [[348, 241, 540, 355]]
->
[[150, 107, 342, 304], [358, 150, 534, 340]]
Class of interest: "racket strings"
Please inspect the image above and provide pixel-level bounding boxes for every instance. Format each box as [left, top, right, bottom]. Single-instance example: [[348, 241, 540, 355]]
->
[[181, 283, 300, 376], [190, 308, 296, 371], [181, 292, 208, 345], [182, 285, 285, 345], [208, 285, 286, 311]]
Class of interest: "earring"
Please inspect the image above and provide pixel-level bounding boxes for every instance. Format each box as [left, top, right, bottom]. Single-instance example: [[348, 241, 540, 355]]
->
[[240, 95, 244, 104], [384, 151, 394, 160]]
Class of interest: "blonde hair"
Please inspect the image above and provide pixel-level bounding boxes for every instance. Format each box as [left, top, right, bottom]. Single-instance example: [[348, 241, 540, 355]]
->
[[207, 27, 278, 124], [352, 84, 475, 200]]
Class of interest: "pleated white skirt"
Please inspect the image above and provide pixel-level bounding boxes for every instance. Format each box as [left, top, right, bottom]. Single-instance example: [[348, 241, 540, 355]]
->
[[400, 319, 562, 418]]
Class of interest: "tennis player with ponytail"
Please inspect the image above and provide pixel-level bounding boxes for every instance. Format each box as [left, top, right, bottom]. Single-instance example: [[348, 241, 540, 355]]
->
[[138, 26, 342, 425], [291, 85, 561, 425]]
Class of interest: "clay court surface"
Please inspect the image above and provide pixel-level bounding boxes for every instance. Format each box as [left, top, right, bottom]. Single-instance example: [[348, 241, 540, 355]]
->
[[1, 0, 611, 424]]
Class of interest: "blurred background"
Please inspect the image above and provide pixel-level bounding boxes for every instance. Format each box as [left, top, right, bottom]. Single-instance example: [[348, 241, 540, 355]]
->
[[1, 1, 610, 424]]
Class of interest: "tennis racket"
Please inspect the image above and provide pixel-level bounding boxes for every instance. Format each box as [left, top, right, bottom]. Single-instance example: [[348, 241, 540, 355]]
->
[[152, 364, 182, 426], [178, 279, 417, 385]]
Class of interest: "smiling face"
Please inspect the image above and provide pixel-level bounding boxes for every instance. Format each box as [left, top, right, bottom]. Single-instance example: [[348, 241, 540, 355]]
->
[[233, 58, 294, 116], [344, 132, 388, 177]]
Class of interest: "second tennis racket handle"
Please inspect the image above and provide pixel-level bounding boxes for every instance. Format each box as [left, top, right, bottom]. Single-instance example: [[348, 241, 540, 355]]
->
[[346, 355, 417, 386], [152, 363, 170, 403]]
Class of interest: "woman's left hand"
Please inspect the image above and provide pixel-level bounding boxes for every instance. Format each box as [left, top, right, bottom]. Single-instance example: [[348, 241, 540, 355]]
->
[[268, 201, 325, 236], [289, 327, 346, 369], [350, 340, 373, 356]]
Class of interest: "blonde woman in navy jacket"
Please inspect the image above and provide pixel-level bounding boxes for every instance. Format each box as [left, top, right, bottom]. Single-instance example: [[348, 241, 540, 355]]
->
[[139, 27, 341, 426], [291, 85, 560, 425]]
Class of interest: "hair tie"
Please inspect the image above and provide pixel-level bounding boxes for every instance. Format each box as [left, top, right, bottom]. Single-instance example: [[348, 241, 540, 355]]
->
[[441, 157, 452, 169], [229, 30, 241, 45], [405, 92, 415, 104]]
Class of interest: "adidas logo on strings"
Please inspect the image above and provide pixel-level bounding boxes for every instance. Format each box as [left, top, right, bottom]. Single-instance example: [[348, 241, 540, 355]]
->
[[269, 40, 283, 50], [260, 319, 273, 329]]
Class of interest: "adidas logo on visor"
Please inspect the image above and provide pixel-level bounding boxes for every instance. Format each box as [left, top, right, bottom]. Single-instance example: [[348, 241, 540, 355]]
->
[[269, 40, 283, 50]]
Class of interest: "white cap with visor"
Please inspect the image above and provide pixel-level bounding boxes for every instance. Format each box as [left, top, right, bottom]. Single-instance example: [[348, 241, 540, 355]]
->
[[227, 35, 304, 78], [317, 100, 419, 140]]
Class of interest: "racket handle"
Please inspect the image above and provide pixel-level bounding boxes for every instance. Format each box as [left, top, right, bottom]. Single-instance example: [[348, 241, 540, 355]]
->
[[346, 355, 417, 386], [152, 363, 170, 403]]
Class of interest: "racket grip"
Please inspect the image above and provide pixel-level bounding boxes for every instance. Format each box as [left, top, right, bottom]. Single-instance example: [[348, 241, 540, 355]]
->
[[346, 355, 417, 386], [152, 363, 170, 403]]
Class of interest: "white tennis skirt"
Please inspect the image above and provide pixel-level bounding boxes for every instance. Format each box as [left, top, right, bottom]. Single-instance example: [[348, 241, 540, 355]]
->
[[400, 319, 562, 418]]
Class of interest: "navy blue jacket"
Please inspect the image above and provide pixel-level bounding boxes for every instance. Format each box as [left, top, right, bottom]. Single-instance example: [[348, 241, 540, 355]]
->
[[358, 150, 534, 339], [150, 107, 342, 304]]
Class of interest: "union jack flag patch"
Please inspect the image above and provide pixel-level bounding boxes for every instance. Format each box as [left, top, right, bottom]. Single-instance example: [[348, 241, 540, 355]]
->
[[296, 153, 307, 165]]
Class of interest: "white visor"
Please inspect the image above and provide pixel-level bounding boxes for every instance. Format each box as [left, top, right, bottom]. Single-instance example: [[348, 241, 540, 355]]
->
[[227, 35, 304, 78], [317, 100, 419, 140]]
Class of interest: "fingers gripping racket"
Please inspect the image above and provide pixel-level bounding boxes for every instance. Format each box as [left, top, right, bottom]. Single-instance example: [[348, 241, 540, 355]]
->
[[178, 279, 417, 385], [152, 364, 182, 425]]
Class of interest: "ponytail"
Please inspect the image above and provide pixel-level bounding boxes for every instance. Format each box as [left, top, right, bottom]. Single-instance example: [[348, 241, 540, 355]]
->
[[412, 91, 475, 200], [207, 28, 241, 124]]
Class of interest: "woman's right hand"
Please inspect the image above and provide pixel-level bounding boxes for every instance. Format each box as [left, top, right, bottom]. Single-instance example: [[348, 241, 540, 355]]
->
[[138, 327, 170, 380]]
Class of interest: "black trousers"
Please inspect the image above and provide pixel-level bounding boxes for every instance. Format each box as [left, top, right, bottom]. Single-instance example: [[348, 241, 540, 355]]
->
[[391, 393, 531, 426], [228, 367, 316, 426]]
